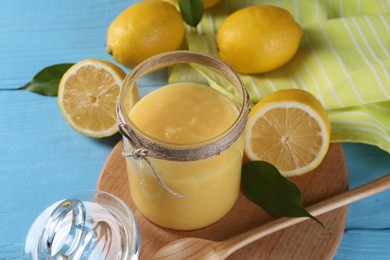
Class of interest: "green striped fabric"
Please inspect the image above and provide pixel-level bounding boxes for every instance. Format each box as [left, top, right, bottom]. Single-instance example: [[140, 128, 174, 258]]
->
[[170, 0, 390, 153]]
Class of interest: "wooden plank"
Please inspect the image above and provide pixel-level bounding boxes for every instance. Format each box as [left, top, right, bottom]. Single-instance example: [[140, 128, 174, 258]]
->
[[0, 244, 22, 259], [0, 91, 119, 244], [0, 0, 131, 90], [342, 143, 390, 229], [335, 229, 390, 260]]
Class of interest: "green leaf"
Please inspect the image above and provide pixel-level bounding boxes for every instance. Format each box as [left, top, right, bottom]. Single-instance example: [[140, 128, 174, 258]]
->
[[242, 161, 324, 227], [19, 63, 74, 96], [179, 0, 204, 27]]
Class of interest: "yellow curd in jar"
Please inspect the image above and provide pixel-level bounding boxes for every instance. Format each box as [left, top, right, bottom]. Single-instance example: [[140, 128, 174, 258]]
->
[[125, 82, 244, 230]]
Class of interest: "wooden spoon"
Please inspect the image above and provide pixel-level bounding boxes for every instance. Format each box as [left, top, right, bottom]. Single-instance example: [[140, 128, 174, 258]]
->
[[153, 173, 390, 260]]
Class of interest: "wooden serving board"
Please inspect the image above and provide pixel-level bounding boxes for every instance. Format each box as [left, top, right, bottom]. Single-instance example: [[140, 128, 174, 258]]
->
[[97, 141, 348, 259]]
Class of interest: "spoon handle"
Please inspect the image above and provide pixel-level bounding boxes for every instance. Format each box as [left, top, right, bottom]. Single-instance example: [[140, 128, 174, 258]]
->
[[219, 173, 390, 258]]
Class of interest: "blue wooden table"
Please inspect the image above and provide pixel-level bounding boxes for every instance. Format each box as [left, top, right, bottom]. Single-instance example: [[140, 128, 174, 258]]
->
[[0, 1, 389, 259]]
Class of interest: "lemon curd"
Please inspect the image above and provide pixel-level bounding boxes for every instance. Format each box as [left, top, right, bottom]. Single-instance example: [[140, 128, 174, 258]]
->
[[125, 82, 244, 230]]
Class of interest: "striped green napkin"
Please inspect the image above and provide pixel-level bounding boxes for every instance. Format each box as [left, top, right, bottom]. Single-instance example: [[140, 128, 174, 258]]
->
[[170, 0, 390, 153]]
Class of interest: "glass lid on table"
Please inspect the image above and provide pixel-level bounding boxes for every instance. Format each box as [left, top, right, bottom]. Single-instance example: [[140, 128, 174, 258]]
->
[[22, 190, 140, 260]]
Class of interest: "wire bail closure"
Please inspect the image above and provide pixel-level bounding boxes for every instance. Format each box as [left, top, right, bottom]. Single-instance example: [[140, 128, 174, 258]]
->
[[116, 51, 251, 200]]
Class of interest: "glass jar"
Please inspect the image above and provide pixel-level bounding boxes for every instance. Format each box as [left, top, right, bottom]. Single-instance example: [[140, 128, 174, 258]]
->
[[117, 51, 250, 230], [22, 190, 140, 259]]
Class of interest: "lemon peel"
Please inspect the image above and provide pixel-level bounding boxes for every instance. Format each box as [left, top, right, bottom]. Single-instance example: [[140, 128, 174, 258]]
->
[[216, 5, 303, 74]]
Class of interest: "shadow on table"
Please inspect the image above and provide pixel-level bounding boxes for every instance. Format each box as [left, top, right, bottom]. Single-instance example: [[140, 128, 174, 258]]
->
[[89, 133, 122, 148]]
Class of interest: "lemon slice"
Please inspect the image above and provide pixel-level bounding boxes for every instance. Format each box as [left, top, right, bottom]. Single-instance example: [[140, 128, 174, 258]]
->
[[58, 59, 126, 138], [244, 89, 331, 177]]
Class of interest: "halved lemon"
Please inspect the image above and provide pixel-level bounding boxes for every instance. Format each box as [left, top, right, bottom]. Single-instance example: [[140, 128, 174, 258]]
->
[[58, 59, 126, 138], [244, 89, 331, 177]]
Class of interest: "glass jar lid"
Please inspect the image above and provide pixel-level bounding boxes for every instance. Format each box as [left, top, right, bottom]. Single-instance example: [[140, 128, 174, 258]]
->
[[22, 190, 140, 260]]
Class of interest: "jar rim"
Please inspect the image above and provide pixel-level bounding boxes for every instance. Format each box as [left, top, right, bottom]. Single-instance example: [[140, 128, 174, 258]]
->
[[117, 50, 250, 161]]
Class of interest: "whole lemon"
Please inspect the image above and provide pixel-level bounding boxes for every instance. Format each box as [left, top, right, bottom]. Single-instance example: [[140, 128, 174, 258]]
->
[[107, 1, 185, 68], [216, 5, 303, 74]]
